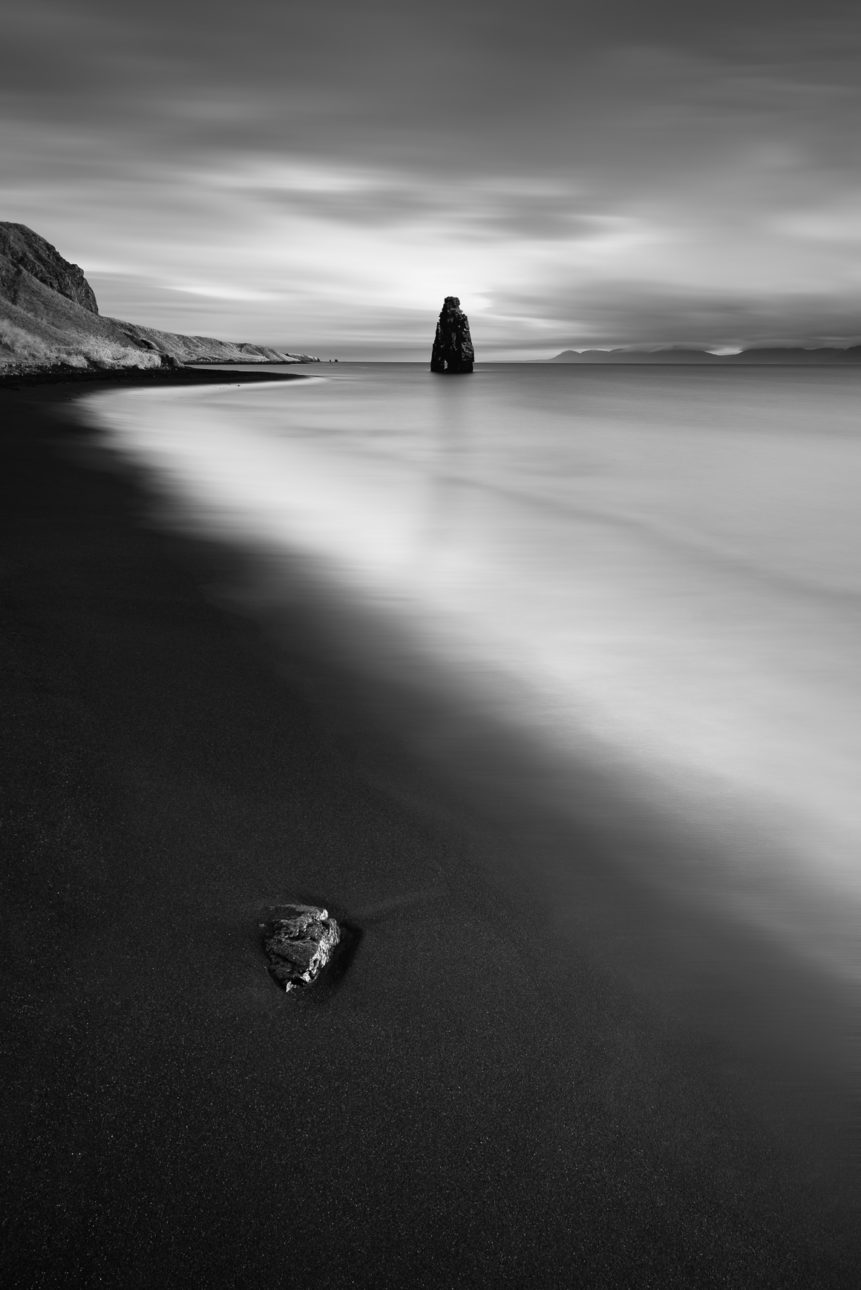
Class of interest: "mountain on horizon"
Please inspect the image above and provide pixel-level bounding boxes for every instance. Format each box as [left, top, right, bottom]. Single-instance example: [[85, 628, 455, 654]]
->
[[549, 346, 861, 365]]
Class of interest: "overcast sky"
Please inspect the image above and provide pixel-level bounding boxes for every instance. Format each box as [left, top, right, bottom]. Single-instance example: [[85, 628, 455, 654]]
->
[[4, 0, 861, 357]]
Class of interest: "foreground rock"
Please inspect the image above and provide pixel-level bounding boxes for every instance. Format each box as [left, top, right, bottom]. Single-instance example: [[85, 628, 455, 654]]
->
[[430, 296, 474, 373], [262, 905, 341, 992]]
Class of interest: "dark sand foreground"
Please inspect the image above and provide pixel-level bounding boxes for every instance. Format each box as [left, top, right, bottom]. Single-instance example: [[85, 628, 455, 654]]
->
[[1, 373, 858, 1288]]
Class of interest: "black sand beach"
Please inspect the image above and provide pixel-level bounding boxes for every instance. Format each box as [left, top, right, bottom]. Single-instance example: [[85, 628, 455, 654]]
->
[[1, 372, 858, 1288]]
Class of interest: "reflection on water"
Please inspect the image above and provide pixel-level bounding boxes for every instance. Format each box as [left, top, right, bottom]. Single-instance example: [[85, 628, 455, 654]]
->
[[84, 364, 861, 1044]]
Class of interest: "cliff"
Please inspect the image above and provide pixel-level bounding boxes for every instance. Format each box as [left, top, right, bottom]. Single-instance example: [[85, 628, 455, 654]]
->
[[0, 223, 314, 372], [0, 223, 99, 314]]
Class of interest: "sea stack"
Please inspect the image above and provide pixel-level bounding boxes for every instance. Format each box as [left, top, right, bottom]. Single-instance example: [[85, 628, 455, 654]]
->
[[430, 296, 474, 373]]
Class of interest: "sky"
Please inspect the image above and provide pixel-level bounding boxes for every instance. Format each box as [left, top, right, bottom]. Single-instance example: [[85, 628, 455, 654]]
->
[[3, 0, 861, 359]]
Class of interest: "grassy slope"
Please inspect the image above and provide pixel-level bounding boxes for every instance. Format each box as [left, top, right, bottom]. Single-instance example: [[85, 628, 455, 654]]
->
[[0, 254, 308, 370]]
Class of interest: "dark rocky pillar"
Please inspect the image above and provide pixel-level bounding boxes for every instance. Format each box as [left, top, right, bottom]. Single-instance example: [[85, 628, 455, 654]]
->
[[430, 296, 474, 373]]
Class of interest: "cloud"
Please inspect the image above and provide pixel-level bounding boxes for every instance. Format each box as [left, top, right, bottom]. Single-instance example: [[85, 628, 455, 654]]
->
[[772, 196, 861, 243], [4, 1, 861, 353]]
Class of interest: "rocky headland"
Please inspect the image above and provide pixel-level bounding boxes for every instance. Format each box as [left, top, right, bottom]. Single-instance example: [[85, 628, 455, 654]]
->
[[0, 222, 317, 374]]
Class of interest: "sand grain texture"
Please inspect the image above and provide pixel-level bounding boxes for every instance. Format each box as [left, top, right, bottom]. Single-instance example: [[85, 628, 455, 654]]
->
[[1, 374, 858, 1288]]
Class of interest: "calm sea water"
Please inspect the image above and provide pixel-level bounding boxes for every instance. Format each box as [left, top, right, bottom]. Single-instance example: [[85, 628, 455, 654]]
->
[[85, 362, 861, 996]]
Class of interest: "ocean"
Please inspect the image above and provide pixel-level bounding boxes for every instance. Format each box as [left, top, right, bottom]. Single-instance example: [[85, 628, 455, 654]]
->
[[83, 362, 861, 1041]]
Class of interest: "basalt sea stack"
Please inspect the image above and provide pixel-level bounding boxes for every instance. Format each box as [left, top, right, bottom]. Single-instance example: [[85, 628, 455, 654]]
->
[[430, 296, 474, 373]]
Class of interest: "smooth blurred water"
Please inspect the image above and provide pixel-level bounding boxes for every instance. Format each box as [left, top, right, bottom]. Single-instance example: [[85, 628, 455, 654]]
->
[[86, 363, 861, 991]]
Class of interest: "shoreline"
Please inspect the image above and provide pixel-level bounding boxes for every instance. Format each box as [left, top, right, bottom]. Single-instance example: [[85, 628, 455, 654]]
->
[[0, 362, 309, 389], [2, 372, 859, 1286], [82, 369, 861, 998]]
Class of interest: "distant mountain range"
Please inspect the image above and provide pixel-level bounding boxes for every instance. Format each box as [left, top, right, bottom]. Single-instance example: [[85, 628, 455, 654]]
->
[[549, 346, 861, 365]]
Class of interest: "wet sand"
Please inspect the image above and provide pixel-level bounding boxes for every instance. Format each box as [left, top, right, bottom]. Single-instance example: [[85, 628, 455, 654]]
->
[[1, 372, 858, 1287]]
